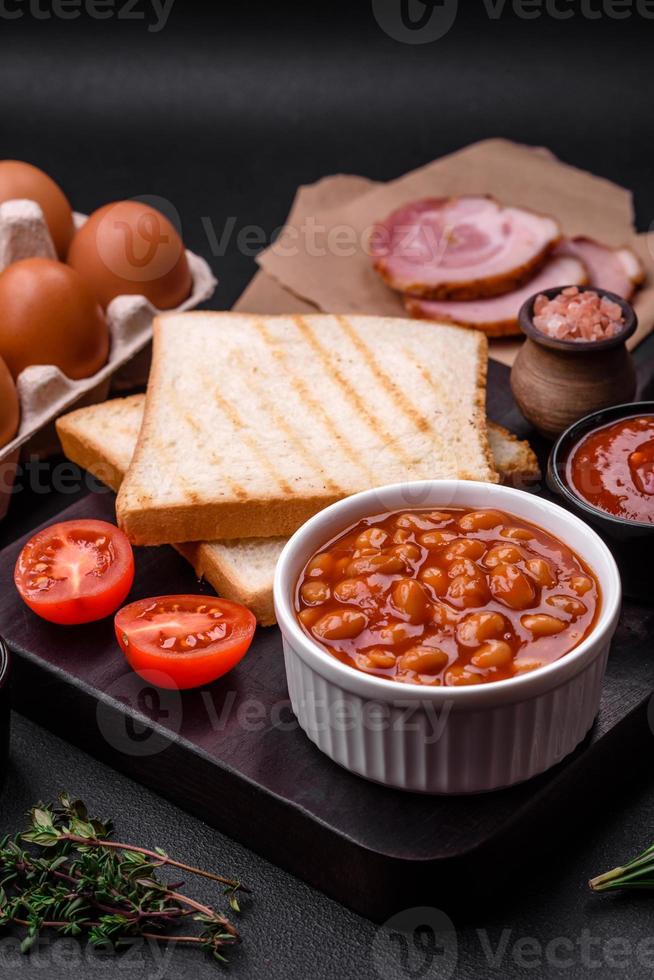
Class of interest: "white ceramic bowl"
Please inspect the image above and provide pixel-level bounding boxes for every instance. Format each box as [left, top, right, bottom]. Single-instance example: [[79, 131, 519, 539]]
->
[[274, 481, 621, 794]]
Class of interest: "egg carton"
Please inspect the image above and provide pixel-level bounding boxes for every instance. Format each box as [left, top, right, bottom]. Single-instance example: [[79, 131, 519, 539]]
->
[[0, 199, 217, 518]]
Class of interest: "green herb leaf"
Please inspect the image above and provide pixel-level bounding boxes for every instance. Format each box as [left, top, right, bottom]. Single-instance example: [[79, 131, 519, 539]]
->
[[21, 831, 60, 847], [591, 842, 654, 892], [31, 808, 55, 831], [0, 793, 246, 967]]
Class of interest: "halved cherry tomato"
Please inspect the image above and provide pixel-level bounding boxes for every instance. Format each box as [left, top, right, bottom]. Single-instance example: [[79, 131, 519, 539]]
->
[[114, 595, 256, 690], [14, 519, 135, 625]]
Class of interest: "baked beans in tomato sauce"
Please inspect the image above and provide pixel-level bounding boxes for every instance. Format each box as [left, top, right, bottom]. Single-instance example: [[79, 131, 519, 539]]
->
[[295, 508, 600, 686], [566, 415, 654, 524]]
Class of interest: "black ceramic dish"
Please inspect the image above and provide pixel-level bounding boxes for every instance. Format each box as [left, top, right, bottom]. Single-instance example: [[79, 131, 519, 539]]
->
[[0, 638, 10, 786], [548, 401, 654, 600]]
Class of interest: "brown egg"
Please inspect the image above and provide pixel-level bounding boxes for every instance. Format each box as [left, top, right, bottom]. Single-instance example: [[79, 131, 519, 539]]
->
[[0, 160, 75, 259], [0, 355, 19, 446], [0, 258, 109, 380], [67, 200, 193, 309]]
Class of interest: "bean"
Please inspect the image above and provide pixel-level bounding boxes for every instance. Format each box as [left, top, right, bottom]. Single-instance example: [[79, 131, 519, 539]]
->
[[471, 640, 513, 669], [298, 608, 323, 629], [490, 563, 536, 610], [355, 527, 390, 550], [525, 558, 556, 587], [346, 553, 404, 577], [333, 557, 351, 578], [432, 601, 459, 627], [419, 530, 456, 547], [306, 552, 335, 579], [457, 611, 506, 647], [442, 538, 486, 561], [458, 510, 504, 532], [445, 665, 482, 686], [313, 610, 368, 641], [376, 621, 415, 645], [300, 581, 331, 605], [392, 578, 429, 624], [571, 575, 593, 596], [547, 594, 587, 618], [500, 526, 534, 541], [426, 510, 456, 523], [448, 572, 490, 608], [392, 528, 412, 544], [420, 566, 449, 596], [333, 578, 371, 604], [399, 646, 449, 675], [521, 613, 566, 636], [447, 558, 479, 579], [396, 513, 438, 531], [484, 544, 522, 568], [363, 649, 397, 669], [389, 543, 421, 563], [514, 658, 543, 674]]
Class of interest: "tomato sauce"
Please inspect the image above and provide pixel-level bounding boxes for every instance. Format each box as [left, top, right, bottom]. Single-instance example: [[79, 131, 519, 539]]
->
[[295, 507, 600, 687], [567, 415, 654, 524]]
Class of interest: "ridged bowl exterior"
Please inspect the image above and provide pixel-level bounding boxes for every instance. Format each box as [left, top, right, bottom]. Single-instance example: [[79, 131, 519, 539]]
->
[[274, 481, 621, 795], [283, 637, 609, 794]]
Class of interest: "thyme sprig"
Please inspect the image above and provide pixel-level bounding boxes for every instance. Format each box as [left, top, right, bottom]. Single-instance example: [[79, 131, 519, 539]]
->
[[590, 841, 654, 893], [0, 793, 248, 963]]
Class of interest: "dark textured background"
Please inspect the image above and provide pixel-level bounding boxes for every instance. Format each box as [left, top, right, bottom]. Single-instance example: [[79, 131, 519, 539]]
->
[[1, 3, 654, 977]]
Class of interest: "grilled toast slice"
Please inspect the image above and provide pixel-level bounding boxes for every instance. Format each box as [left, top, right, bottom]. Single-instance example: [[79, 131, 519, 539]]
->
[[115, 313, 498, 545], [57, 396, 539, 626]]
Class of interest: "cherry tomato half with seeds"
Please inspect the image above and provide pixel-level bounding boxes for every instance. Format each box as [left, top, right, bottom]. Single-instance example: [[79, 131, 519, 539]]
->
[[114, 595, 256, 690], [14, 519, 135, 625]]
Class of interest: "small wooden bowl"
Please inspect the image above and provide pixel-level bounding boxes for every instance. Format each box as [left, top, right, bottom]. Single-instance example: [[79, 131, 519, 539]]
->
[[510, 286, 638, 440]]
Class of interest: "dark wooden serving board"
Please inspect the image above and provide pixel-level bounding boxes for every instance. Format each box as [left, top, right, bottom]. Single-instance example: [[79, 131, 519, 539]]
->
[[1, 358, 654, 921]]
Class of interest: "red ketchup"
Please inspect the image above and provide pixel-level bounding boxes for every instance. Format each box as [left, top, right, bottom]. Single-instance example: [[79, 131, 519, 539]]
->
[[567, 415, 654, 524]]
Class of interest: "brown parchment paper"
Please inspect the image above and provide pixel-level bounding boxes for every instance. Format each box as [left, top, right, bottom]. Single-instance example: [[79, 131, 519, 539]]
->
[[255, 139, 654, 366]]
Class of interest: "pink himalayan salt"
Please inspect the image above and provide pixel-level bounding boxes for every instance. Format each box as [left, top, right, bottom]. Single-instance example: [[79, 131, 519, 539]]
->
[[532, 286, 625, 342]]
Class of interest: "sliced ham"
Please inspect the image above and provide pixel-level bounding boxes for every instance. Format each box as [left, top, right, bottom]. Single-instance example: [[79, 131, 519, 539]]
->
[[555, 238, 644, 300], [371, 196, 560, 301], [406, 254, 587, 337]]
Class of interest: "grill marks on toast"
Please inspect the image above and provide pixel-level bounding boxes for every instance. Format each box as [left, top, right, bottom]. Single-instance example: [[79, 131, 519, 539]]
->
[[399, 348, 455, 446], [212, 386, 294, 497], [170, 380, 247, 503], [151, 384, 205, 504], [252, 318, 376, 483], [335, 315, 433, 436], [230, 347, 341, 495], [402, 348, 447, 405], [115, 313, 497, 544], [292, 315, 418, 469]]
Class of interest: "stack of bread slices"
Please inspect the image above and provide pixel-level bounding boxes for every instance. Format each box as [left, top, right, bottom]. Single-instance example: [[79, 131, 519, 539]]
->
[[57, 312, 539, 625]]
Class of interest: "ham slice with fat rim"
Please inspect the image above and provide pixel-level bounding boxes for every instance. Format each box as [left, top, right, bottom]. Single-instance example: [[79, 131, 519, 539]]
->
[[406, 254, 587, 337], [371, 196, 560, 301], [555, 238, 644, 300]]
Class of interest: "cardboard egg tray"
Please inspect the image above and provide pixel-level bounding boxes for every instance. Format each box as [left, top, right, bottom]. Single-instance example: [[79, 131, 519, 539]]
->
[[0, 199, 217, 519]]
